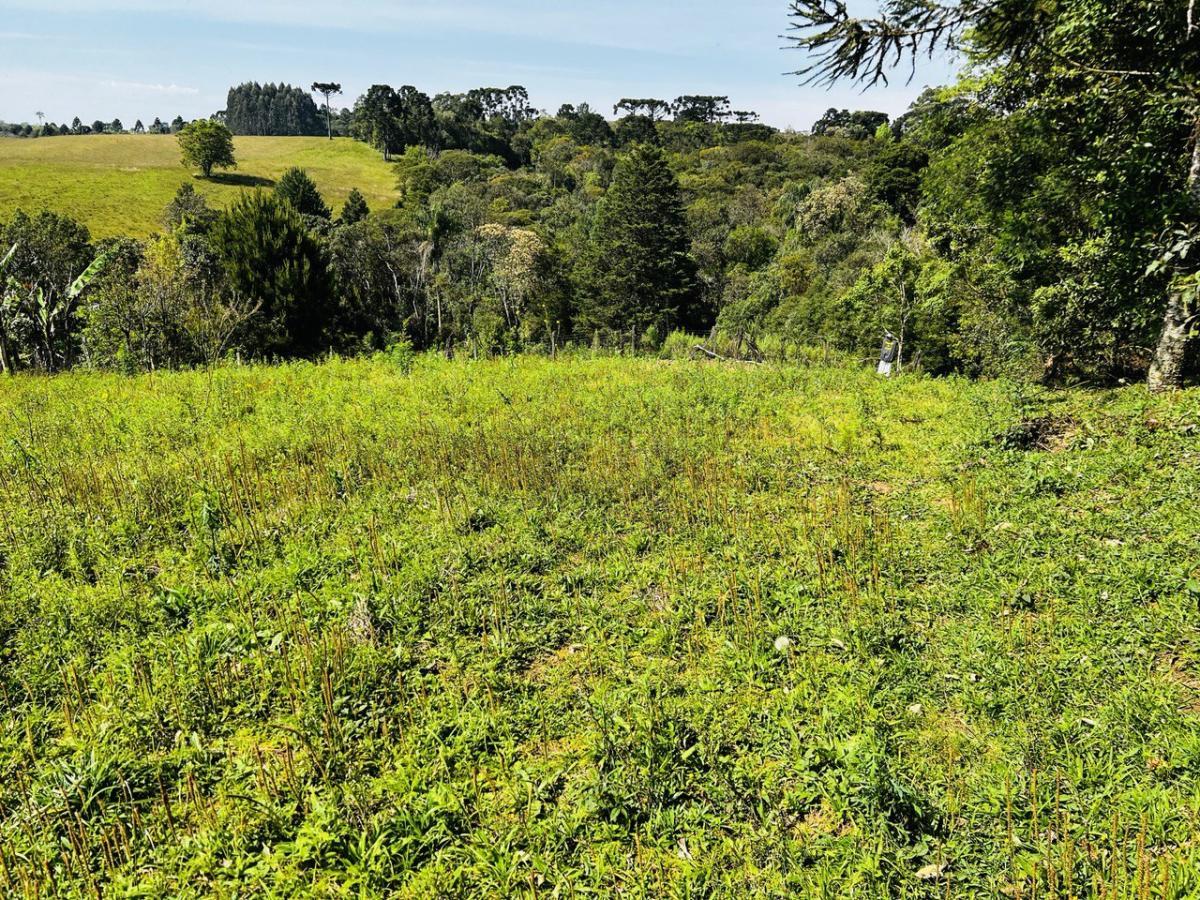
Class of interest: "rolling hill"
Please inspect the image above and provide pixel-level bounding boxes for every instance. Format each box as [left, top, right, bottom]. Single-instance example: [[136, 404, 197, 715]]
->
[[0, 134, 397, 238]]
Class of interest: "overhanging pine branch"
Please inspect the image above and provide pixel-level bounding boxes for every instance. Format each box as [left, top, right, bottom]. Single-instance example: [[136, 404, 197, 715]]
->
[[783, 0, 990, 87]]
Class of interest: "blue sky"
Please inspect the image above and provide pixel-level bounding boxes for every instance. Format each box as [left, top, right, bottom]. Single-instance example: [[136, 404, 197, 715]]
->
[[0, 1, 959, 130]]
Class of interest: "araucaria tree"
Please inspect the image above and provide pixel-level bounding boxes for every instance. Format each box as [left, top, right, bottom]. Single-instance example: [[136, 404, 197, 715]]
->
[[576, 143, 699, 341], [787, 0, 1200, 390], [311, 82, 343, 140], [177, 119, 237, 178]]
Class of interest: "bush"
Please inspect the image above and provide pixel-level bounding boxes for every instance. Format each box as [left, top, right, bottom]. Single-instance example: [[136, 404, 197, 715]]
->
[[385, 335, 415, 372], [275, 167, 332, 220], [659, 330, 698, 359]]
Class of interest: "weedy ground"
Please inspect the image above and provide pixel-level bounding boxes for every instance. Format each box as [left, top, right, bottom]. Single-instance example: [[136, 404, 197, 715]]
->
[[0, 135, 396, 237], [0, 355, 1198, 897]]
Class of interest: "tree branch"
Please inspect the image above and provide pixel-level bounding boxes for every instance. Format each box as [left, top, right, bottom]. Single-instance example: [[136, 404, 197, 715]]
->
[[786, 0, 1157, 89], [1046, 45, 1153, 78], [784, 0, 987, 87]]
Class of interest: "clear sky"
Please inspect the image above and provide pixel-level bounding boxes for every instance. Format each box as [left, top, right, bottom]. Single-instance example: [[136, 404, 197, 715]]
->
[[0, 1, 959, 131]]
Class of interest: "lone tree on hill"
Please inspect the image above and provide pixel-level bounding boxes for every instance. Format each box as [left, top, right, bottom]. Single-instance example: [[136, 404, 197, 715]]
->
[[311, 82, 342, 140], [178, 119, 237, 178]]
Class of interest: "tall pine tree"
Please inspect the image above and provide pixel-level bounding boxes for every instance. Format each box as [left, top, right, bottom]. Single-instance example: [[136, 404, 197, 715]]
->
[[275, 167, 332, 220], [211, 192, 330, 357], [577, 144, 699, 341]]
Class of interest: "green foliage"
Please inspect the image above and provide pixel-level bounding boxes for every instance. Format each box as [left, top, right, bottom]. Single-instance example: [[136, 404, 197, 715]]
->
[[1, 209, 95, 371], [177, 119, 237, 179], [723, 225, 778, 271], [576, 144, 700, 338], [340, 187, 370, 225], [162, 182, 217, 234], [812, 108, 889, 139], [395, 147, 506, 206], [275, 167, 332, 220], [790, 0, 1200, 384], [326, 216, 414, 350], [210, 191, 330, 356], [613, 114, 659, 148], [863, 140, 928, 224]]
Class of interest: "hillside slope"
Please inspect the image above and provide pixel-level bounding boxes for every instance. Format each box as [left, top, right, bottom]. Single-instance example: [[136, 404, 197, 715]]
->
[[0, 357, 1197, 896], [0, 135, 396, 237]]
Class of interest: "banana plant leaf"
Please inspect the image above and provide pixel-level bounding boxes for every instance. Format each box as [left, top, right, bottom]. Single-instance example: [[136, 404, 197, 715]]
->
[[66, 251, 112, 302]]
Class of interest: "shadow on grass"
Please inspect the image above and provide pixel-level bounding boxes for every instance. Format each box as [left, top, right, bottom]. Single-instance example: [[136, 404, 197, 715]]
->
[[202, 173, 275, 188]]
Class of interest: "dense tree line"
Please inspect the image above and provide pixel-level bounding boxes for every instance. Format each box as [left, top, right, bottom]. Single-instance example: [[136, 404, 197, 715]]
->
[[1, 100, 889, 372], [2, 116, 186, 137], [7, 3, 1199, 389], [223, 83, 324, 136], [0, 94, 1016, 372], [346, 84, 777, 165]]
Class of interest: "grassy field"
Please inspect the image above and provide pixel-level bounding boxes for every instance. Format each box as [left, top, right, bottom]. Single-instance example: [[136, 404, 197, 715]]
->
[[0, 135, 397, 238], [0, 355, 1198, 896]]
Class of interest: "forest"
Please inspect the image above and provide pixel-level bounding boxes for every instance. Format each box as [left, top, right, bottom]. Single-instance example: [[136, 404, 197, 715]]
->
[[0, 0, 1194, 389]]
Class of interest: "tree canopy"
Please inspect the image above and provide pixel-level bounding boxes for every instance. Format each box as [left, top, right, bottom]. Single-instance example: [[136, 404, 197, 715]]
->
[[275, 167, 332, 221], [788, 0, 1200, 388], [576, 144, 700, 341], [177, 119, 237, 178], [210, 192, 330, 357], [225, 83, 324, 136]]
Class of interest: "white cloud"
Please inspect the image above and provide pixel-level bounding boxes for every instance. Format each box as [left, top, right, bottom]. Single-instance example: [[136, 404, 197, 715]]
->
[[99, 79, 200, 95]]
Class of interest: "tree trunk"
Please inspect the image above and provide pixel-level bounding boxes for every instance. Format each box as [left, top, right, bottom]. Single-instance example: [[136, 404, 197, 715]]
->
[[1148, 288, 1190, 392], [1148, 124, 1200, 391]]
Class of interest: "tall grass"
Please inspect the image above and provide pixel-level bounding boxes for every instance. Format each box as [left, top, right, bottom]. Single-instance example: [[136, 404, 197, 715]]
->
[[0, 355, 1197, 896]]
